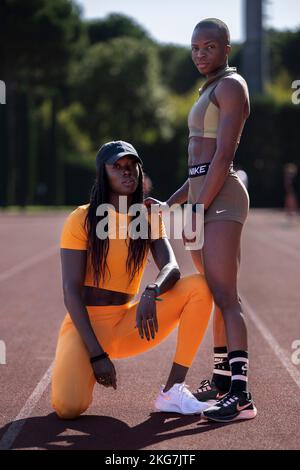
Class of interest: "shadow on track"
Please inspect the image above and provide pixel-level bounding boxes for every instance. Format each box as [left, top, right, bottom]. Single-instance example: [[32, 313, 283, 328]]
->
[[0, 412, 235, 450]]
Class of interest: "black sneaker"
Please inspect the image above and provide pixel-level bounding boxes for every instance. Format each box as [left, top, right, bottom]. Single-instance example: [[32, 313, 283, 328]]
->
[[193, 380, 229, 403], [203, 391, 257, 422]]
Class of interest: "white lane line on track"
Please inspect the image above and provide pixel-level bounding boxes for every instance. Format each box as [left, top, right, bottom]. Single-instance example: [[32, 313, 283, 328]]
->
[[241, 295, 300, 389], [0, 362, 53, 450], [0, 245, 58, 283]]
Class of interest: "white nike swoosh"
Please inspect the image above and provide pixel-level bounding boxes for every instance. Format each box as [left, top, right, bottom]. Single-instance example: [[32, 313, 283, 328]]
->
[[216, 210, 227, 214]]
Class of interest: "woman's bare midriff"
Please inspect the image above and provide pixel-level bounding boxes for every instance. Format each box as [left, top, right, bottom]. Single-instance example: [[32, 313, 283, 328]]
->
[[82, 285, 134, 306], [188, 137, 217, 166]]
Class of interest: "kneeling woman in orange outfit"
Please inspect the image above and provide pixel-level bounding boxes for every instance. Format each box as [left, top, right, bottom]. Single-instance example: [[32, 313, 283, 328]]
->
[[51, 140, 213, 419]]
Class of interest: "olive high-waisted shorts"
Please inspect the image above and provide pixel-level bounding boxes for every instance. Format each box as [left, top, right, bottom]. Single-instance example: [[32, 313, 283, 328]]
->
[[188, 170, 250, 225]]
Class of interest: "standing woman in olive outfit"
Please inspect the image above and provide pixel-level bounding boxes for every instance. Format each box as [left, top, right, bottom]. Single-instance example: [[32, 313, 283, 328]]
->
[[145, 19, 257, 423], [51, 140, 213, 419]]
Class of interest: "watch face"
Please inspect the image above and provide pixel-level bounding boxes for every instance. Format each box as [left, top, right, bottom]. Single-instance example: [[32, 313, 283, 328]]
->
[[146, 284, 159, 295], [147, 284, 157, 290]]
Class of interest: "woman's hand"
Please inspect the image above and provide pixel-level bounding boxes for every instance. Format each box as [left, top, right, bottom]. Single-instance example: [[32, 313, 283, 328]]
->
[[182, 212, 197, 246], [144, 197, 169, 213], [92, 357, 117, 390], [136, 290, 158, 341]]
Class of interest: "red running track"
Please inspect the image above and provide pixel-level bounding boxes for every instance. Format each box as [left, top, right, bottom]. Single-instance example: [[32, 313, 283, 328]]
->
[[0, 209, 299, 450]]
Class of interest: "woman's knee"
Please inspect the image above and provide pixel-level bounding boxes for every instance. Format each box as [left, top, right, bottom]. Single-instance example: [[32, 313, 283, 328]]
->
[[179, 274, 212, 303], [211, 286, 238, 312], [52, 399, 89, 420]]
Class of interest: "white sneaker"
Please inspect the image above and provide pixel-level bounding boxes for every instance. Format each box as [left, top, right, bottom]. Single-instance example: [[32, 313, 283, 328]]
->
[[154, 383, 210, 415]]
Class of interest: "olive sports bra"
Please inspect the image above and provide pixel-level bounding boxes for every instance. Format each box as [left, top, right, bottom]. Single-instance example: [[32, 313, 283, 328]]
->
[[188, 66, 238, 139]]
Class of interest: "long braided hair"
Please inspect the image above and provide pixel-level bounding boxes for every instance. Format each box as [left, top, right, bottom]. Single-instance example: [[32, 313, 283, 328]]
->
[[84, 159, 151, 288]]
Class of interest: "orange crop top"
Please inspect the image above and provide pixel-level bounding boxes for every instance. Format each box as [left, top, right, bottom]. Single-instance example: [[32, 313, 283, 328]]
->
[[60, 204, 167, 295]]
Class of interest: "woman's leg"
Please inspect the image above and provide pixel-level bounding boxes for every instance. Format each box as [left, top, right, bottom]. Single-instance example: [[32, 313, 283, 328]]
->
[[191, 245, 242, 346], [202, 221, 246, 351], [200, 220, 258, 419], [211, 245, 242, 389], [213, 306, 227, 346], [51, 319, 96, 419], [112, 274, 213, 385], [190, 248, 228, 347], [190, 248, 229, 397], [201, 221, 257, 421], [51, 305, 132, 419], [51, 275, 212, 418]]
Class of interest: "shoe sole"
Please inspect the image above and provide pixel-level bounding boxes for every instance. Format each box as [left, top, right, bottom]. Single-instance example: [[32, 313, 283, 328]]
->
[[206, 399, 218, 405], [194, 398, 222, 406], [203, 407, 258, 423], [154, 404, 208, 415]]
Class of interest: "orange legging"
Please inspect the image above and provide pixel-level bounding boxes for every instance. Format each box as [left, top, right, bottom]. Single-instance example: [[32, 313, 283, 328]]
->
[[51, 274, 213, 419]]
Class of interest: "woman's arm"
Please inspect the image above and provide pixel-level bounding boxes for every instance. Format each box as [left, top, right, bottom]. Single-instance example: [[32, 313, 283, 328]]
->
[[61, 248, 104, 357], [148, 238, 181, 294], [136, 238, 180, 341], [61, 248, 117, 388], [195, 78, 247, 209], [144, 179, 189, 210], [166, 179, 189, 206]]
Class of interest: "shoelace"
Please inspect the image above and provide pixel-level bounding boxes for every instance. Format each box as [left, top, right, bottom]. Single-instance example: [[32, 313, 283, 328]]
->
[[196, 379, 212, 393], [178, 383, 198, 401]]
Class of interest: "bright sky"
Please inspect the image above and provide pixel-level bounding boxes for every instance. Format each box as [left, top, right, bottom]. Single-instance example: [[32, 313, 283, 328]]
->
[[78, 0, 300, 45]]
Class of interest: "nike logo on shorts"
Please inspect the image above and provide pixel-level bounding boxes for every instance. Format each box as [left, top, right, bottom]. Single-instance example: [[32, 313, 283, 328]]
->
[[216, 210, 227, 214]]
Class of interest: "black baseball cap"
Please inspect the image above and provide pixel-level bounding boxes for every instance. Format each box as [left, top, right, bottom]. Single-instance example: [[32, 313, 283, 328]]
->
[[96, 140, 143, 169]]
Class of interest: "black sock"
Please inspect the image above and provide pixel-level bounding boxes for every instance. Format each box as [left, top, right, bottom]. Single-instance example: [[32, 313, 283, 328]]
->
[[228, 350, 248, 393], [211, 346, 231, 392]]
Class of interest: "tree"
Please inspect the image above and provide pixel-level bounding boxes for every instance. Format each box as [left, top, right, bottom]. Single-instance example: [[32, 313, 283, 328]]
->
[[278, 29, 300, 78], [70, 37, 173, 150], [86, 13, 150, 45], [0, 0, 85, 206], [268, 28, 300, 79], [157, 45, 199, 94]]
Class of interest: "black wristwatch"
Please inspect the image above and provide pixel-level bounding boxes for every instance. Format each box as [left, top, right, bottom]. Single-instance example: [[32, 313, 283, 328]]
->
[[145, 283, 160, 297]]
